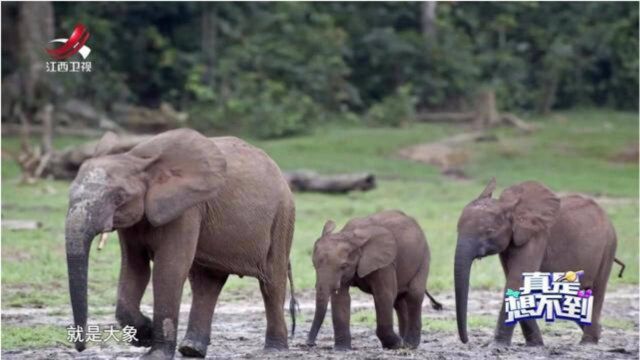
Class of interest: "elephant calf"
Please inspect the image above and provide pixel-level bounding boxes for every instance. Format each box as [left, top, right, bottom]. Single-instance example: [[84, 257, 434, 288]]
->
[[306, 210, 442, 350], [455, 178, 618, 346]]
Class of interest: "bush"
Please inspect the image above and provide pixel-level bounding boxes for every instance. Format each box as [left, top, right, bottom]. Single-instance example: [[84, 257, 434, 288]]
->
[[188, 73, 322, 139], [365, 85, 416, 127], [233, 79, 321, 139]]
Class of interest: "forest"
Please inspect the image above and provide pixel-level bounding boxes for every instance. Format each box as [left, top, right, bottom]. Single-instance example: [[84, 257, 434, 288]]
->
[[1, 2, 638, 359], [2, 2, 638, 138]]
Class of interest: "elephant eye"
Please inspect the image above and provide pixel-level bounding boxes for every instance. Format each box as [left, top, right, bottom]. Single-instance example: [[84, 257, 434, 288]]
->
[[112, 189, 127, 206], [340, 263, 349, 270]]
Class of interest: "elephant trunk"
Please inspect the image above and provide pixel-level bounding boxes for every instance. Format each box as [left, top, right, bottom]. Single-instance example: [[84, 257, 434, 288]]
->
[[454, 240, 476, 344], [307, 290, 330, 346], [65, 203, 98, 352]]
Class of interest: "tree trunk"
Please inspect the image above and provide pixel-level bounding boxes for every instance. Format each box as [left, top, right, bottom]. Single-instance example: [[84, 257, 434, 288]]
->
[[473, 90, 500, 129], [421, 2, 437, 40], [18, 2, 54, 112], [201, 4, 217, 88], [537, 75, 559, 115]]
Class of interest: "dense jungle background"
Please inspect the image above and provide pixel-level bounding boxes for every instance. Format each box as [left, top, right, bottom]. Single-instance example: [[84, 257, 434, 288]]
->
[[1, 2, 638, 359]]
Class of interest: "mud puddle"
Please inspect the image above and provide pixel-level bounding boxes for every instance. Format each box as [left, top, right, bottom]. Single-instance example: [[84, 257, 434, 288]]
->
[[2, 286, 638, 359]]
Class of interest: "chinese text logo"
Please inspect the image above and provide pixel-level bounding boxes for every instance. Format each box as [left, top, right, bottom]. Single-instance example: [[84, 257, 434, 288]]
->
[[67, 325, 137, 344], [45, 23, 92, 73], [504, 271, 593, 325]]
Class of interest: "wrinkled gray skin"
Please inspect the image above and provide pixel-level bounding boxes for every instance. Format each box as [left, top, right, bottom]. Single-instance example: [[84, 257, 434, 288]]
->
[[455, 179, 617, 347], [65, 129, 295, 359], [307, 210, 441, 350]]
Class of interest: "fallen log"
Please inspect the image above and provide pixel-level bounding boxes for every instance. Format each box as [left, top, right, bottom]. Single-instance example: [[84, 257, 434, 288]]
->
[[3, 220, 42, 230], [1, 123, 105, 137], [284, 171, 376, 194], [415, 112, 475, 123], [44, 135, 151, 180], [12, 134, 378, 194]]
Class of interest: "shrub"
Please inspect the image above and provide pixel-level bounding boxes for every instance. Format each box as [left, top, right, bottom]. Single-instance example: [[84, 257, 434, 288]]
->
[[365, 85, 416, 127]]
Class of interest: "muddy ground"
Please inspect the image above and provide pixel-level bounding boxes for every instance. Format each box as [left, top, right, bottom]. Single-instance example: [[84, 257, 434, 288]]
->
[[2, 285, 638, 359]]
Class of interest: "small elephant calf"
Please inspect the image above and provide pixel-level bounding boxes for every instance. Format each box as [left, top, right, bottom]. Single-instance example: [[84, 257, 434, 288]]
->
[[306, 210, 442, 350]]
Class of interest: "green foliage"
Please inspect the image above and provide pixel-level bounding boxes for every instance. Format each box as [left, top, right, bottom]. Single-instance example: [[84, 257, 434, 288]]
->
[[188, 73, 321, 139], [4, 2, 634, 136], [366, 85, 416, 127], [224, 75, 321, 139]]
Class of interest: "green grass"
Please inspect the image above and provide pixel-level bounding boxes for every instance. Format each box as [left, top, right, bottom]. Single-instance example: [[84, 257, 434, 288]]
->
[[2, 109, 637, 317], [352, 309, 635, 333], [1, 325, 69, 349]]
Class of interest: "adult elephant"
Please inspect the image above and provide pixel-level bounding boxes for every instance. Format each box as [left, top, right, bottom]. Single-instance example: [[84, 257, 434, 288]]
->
[[454, 178, 618, 346], [65, 129, 295, 359]]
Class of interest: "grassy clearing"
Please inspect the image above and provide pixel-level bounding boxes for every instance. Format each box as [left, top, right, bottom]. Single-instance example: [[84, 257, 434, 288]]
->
[[1, 325, 68, 349], [1, 109, 637, 316], [351, 308, 636, 333]]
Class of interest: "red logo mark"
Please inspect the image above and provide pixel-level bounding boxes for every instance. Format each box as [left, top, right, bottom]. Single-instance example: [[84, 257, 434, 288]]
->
[[45, 24, 91, 60]]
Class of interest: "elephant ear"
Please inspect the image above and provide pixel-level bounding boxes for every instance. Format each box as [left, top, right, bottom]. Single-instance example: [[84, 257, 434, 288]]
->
[[351, 226, 397, 278], [476, 177, 496, 200], [499, 181, 560, 246], [128, 128, 227, 226], [94, 132, 120, 157], [322, 220, 336, 236]]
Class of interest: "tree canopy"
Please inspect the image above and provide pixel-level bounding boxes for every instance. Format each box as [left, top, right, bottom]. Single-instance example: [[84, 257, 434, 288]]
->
[[2, 2, 638, 138]]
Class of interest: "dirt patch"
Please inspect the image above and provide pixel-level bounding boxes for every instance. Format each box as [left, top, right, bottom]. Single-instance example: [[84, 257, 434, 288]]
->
[[397, 132, 498, 179], [610, 143, 639, 164], [2, 285, 638, 359]]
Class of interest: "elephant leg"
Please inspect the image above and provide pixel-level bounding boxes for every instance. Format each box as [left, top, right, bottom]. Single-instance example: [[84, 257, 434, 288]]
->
[[393, 296, 408, 340], [520, 319, 543, 346], [115, 231, 153, 347], [495, 246, 545, 346], [403, 290, 424, 349], [331, 286, 352, 350], [494, 296, 543, 346], [580, 262, 610, 344], [580, 287, 604, 344], [179, 266, 228, 358], [370, 269, 402, 349], [142, 212, 200, 360], [494, 299, 517, 345], [259, 269, 289, 350]]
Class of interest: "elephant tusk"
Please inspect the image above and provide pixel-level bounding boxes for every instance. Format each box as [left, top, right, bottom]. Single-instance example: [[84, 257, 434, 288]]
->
[[97, 232, 109, 251]]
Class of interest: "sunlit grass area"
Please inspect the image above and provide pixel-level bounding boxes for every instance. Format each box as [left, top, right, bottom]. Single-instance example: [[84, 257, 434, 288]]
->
[[2, 109, 637, 317]]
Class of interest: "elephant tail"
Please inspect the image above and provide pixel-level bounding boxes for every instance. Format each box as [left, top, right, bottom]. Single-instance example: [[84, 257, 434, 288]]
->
[[425, 289, 443, 311], [288, 262, 299, 337], [614, 257, 626, 278]]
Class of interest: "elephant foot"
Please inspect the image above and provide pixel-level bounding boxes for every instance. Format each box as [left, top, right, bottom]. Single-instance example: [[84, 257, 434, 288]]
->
[[178, 338, 208, 358], [131, 316, 153, 348], [139, 348, 174, 360], [489, 339, 512, 353], [579, 335, 599, 345], [116, 309, 153, 348], [492, 337, 512, 347], [264, 335, 288, 351], [402, 337, 420, 349], [525, 338, 544, 347], [334, 344, 351, 351], [378, 333, 402, 350]]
